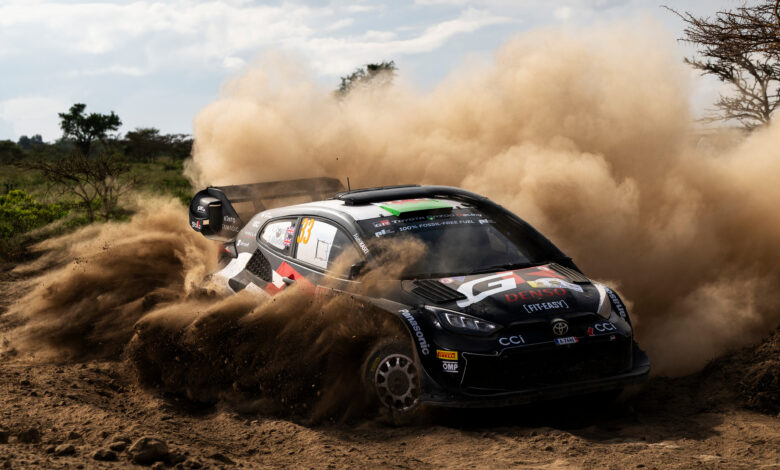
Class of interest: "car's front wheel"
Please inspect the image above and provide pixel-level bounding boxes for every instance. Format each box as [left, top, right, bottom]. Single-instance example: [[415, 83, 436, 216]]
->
[[362, 340, 422, 424]]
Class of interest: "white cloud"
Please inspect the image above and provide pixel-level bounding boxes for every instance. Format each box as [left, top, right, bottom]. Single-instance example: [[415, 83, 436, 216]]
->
[[0, 96, 69, 140], [554, 6, 573, 20], [301, 8, 515, 75], [66, 66, 147, 77], [222, 56, 246, 70]]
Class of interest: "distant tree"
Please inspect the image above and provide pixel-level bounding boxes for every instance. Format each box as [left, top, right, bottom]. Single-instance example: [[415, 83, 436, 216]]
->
[[58, 103, 122, 156], [337, 61, 397, 96], [17, 134, 43, 150], [123, 127, 193, 162], [22, 153, 133, 222], [667, 1, 780, 129], [0, 140, 24, 163]]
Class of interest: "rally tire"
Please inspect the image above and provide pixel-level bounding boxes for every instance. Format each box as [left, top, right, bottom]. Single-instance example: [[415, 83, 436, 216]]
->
[[362, 340, 422, 425]]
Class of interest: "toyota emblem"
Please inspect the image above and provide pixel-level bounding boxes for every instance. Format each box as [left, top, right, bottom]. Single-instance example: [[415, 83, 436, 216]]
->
[[551, 319, 569, 336]]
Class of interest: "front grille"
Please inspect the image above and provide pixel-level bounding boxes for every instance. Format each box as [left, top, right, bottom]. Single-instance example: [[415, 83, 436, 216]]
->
[[246, 249, 272, 282], [461, 339, 632, 392], [549, 263, 590, 283], [411, 279, 467, 304]]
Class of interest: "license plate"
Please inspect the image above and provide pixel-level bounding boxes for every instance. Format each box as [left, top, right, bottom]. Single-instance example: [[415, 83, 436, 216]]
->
[[554, 336, 578, 345]]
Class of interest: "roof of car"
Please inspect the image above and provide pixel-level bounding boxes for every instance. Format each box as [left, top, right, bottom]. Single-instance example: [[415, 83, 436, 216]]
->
[[272, 197, 470, 221]]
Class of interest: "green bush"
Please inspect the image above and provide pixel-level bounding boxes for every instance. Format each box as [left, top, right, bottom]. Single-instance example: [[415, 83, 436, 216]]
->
[[0, 189, 67, 238]]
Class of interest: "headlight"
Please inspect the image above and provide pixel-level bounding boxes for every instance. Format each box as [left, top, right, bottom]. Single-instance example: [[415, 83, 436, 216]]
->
[[425, 306, 500, 336]]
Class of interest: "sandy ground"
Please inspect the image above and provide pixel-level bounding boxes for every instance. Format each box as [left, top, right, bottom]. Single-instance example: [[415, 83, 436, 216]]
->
[[1, 263, 779, 470]]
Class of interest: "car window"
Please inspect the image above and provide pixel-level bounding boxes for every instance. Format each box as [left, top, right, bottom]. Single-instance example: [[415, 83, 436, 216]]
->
[[259, 219, 297, 255], [294, 218, 361, 273]]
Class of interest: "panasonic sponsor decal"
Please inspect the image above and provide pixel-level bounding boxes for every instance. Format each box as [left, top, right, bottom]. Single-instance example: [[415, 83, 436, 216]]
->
[[401, 309, 430, 356], [605, 287, 627, 319], [353, 233, 369, 254]]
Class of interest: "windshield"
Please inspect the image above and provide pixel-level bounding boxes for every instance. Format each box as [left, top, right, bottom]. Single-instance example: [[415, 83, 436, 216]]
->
[[357, 209, 563, 278]]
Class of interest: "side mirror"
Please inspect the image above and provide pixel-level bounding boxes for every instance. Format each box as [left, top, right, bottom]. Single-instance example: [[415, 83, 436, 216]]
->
[[348, 262, 365, 280]]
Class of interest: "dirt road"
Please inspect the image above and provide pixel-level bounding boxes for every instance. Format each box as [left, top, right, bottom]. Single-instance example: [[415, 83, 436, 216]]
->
[[1, 260, 778, 469]]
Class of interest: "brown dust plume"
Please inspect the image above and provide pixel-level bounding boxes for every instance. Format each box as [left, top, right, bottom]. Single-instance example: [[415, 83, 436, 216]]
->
[[187, 22, 780, 376]]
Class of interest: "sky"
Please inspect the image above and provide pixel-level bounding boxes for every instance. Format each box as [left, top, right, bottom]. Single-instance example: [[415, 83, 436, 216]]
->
[[0, 0, 736, 141]]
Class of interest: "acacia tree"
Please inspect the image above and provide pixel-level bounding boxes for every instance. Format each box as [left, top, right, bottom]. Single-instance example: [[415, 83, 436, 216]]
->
[[337, 61, 397, 96], [668, 1, 780, 129], [22, 104, 132, 222], [59, 103, 122, 156]]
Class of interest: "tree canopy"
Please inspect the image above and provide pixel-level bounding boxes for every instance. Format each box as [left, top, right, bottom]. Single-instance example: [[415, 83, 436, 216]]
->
[[668, 1, 780, 129], [337, 61, 397, 96], [58, 103, 122, 155]]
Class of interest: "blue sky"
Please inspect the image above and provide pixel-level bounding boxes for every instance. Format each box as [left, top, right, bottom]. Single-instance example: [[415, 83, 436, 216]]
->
[[0, 0, 733, 141]]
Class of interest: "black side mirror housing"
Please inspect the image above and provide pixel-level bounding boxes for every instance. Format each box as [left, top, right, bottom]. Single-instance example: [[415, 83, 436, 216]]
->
[[348, 262, 365, 280]]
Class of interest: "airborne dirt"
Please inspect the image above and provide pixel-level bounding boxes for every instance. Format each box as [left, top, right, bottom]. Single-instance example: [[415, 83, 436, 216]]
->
[[3, 20, 780, 469], [0, 203, 778, 470]]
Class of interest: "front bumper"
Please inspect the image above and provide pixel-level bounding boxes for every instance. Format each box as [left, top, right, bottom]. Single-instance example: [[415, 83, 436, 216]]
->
[[419, 342, 650, 408]]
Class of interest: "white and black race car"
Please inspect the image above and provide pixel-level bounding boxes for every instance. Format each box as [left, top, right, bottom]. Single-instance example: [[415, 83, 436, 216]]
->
[[189, 178, 649, 416]]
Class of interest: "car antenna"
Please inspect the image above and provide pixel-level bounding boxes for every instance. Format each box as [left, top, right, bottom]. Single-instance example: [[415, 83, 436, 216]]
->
[[347, 176, 351, 191]]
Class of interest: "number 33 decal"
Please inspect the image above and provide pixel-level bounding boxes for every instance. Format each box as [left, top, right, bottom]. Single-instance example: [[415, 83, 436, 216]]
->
[[297, 218, 315, 244]]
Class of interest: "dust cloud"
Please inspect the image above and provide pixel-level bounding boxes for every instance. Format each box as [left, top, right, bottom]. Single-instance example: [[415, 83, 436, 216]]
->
[[187, 22, 780, 376], [4, 201, 414, 421]]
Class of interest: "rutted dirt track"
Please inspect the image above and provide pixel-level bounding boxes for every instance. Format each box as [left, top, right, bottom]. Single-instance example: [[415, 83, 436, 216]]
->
[[1, 261, 779, 469]]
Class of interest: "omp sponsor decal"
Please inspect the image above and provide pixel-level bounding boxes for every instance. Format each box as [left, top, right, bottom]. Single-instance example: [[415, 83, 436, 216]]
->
[[353, 233, 369, 254], [527, 277, 584, 293], [401, 309, 430, 356], [554, 336, 578, 345], [498, 334, 525, 346], [523, 299, 570, 314], [436, 349, 458, 360], [442, 361, 458, 373], [605, 287, 627, 319], [505, 288, 567, 302], [456, 271, 525, 308]]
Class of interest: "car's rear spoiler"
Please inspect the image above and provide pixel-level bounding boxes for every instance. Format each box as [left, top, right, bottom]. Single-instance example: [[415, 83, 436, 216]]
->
[[189, 177, 345, 241]]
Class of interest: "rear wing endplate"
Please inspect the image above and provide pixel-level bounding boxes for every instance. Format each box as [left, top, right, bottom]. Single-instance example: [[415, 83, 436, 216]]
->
[[189, 177, 345, 241]]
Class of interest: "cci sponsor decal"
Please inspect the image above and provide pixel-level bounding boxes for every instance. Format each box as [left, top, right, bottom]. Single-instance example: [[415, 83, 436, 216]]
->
[[436, 349, 458, 360], [605, 287, 627, 319], [401, 310, 430, 356], [554, 336, 578, 345], [523, 299, 570, 314], [498, 334, 525, 347], [442, 361, 458, 373], [587, 322, 617, 336]]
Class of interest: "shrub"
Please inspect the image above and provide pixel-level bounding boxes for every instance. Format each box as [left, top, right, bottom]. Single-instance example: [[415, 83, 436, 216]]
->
[[0, 190, 67, 238]]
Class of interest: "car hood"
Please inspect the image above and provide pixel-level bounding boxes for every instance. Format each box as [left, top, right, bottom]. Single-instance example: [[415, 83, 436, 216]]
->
[[401, 263, 601, 324]]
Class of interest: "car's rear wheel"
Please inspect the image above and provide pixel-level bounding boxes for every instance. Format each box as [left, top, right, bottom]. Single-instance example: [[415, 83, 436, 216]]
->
[[362, 340, 421, 424]]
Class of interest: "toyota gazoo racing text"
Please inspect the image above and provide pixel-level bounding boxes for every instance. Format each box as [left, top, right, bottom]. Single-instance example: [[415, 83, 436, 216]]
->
[[189, 178, 650, 417]]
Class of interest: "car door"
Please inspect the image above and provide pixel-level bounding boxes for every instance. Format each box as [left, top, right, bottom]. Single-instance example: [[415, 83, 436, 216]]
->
[[250, 216, 362, 296]]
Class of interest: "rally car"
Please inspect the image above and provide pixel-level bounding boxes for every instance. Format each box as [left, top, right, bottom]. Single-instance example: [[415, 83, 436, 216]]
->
[[189, 178, 650, 416]]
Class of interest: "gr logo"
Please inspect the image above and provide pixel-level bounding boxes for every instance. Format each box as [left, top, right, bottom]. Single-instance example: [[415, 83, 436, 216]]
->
[[498, 335, 525, 346]]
